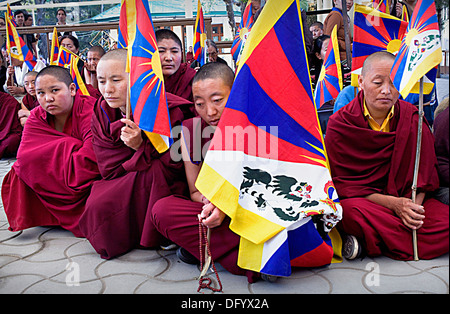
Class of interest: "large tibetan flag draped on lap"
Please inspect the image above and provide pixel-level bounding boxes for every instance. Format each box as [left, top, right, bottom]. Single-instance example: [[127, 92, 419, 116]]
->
[[5, 14, 37, 71], [195, 0, 343, 277], [193, 0, 207, 66], [351, 4, 408, 87], [391, 0, 442, 99], [231, 2, 254, 66], [314, 25, 342, 108], [128, 0, 172, 153], [50, 27, 60, 65]]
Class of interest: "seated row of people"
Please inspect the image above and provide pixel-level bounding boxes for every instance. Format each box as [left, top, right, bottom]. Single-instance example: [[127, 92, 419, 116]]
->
[[1, 28, 448, 283]]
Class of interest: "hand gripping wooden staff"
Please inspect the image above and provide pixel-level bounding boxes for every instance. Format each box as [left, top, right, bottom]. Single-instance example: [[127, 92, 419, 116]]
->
[[410, 77, 425, 262]]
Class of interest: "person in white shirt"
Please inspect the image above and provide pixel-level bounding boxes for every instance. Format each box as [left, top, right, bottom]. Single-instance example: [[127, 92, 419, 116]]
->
[[3, 53, 45, 101]]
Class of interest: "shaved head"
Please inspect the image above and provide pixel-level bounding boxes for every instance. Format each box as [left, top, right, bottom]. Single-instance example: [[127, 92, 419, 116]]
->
[[36, 66, 73, 88], [193, 62, 235, 89], [361, 51, 395, 77], [99, 48, 127, 64]]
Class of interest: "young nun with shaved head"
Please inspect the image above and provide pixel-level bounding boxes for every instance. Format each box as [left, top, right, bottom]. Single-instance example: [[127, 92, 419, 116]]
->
[[79, 49, 195, 259]]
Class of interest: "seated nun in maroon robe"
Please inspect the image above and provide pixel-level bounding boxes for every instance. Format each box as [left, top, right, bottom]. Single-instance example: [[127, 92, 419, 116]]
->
[[18, 71, 39, 127], [151, 62, 259, 283], [0, 91, 22, 158], [325, 51, 449, 261], [78, 49, 194, 260], [156, 29, 196, 103], [1, 66, 100, 237]]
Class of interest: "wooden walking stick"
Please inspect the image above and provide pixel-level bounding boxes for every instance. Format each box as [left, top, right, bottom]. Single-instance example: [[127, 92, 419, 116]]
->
[[410, 77, 425, 261]]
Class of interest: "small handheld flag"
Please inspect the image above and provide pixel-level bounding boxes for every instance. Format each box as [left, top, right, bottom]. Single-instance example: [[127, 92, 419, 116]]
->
[[314, 25, 343, 108], [128, 0, 172, 153], [70, 56, 90, 96], [57, 46, 75, 69], [50, 27, 60, 65], [193, 0, 207, 66], [5, 13, 37, 71], [390, 0, 442, 99], [231, 2, 254, 66]]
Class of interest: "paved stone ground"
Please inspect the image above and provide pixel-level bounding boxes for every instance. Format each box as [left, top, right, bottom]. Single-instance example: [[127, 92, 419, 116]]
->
[[1, 78, 448, 295]]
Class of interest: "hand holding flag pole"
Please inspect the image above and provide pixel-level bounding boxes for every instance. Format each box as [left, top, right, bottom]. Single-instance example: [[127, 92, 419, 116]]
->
[[410, 77, 424, 261], [390, 0, 443, 261]]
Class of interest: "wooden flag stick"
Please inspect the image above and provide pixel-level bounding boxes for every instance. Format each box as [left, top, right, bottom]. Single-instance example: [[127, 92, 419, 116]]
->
[[126, 85, 131, 120], [411, 77, 425, 261]]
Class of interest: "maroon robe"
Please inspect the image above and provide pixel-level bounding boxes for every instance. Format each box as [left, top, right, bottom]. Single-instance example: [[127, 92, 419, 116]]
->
[[325, 91, 449, 260], [165, 63, 196, 103], [1, 94, 100, 237], [21, 93, 39, 111], [151, 117, 259, 283], [85, 84, 102, 99], [78, 93, 194, 259], [0, 92, 22, 159]]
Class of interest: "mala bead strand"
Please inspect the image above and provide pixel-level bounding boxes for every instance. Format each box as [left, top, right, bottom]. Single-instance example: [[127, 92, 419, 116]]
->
[[197, 220, 223, 293]]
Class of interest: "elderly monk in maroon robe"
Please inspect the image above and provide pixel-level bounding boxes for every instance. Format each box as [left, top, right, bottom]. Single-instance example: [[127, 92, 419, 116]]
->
[[78, 49, 194, 259], [156, 29, 196, 103], [325, 51, 449, 261], [1, 66, 100, 237], [0, 91, 22, 158]]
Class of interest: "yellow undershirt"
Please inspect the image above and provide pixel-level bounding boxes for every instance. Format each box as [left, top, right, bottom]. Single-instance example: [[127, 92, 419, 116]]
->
[[363, 99, 395, 132]]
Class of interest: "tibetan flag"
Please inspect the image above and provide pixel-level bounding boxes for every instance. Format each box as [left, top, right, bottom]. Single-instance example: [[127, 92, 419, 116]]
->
[[129, 0, 172, 153], [314, 25, 342, 108], [231, 1, 254, 66], [7, 4, 17, 27], [391, 0, 442, 99], [70, 56, 90, 96], [351, 4, 408, 87], [50, 27, 60, 65], [401, 5, 409, 23], [5, 14, 37, 71], [118, 0, 136, 49], [195, 0, 343, 277], [57, 46, 74, 69], [193, 0, 207, 66], [373, 0, 390, 14]]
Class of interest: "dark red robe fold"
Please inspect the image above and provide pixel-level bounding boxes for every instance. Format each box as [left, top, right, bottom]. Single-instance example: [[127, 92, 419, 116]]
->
[[1, 94, 100, 237], [78, 93, 194, 259], [325, 91, 449, 260], [21, 93, 39, 111], [0, 92, 22, 158]]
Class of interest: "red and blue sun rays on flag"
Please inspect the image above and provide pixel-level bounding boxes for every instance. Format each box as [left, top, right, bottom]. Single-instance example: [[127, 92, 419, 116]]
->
[[57, 46, 73, 68], [193, 0, 206, 66], [391, 0, 442, 98], [215, 1, 325, 167], [129, 0, 172, 152], [351, 4, 408, 86], [314, 26, 342, 109], [231, 2, 254, 65]]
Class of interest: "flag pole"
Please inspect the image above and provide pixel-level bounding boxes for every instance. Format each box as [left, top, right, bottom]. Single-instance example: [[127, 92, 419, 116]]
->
[[410, 76, 424, 261]]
